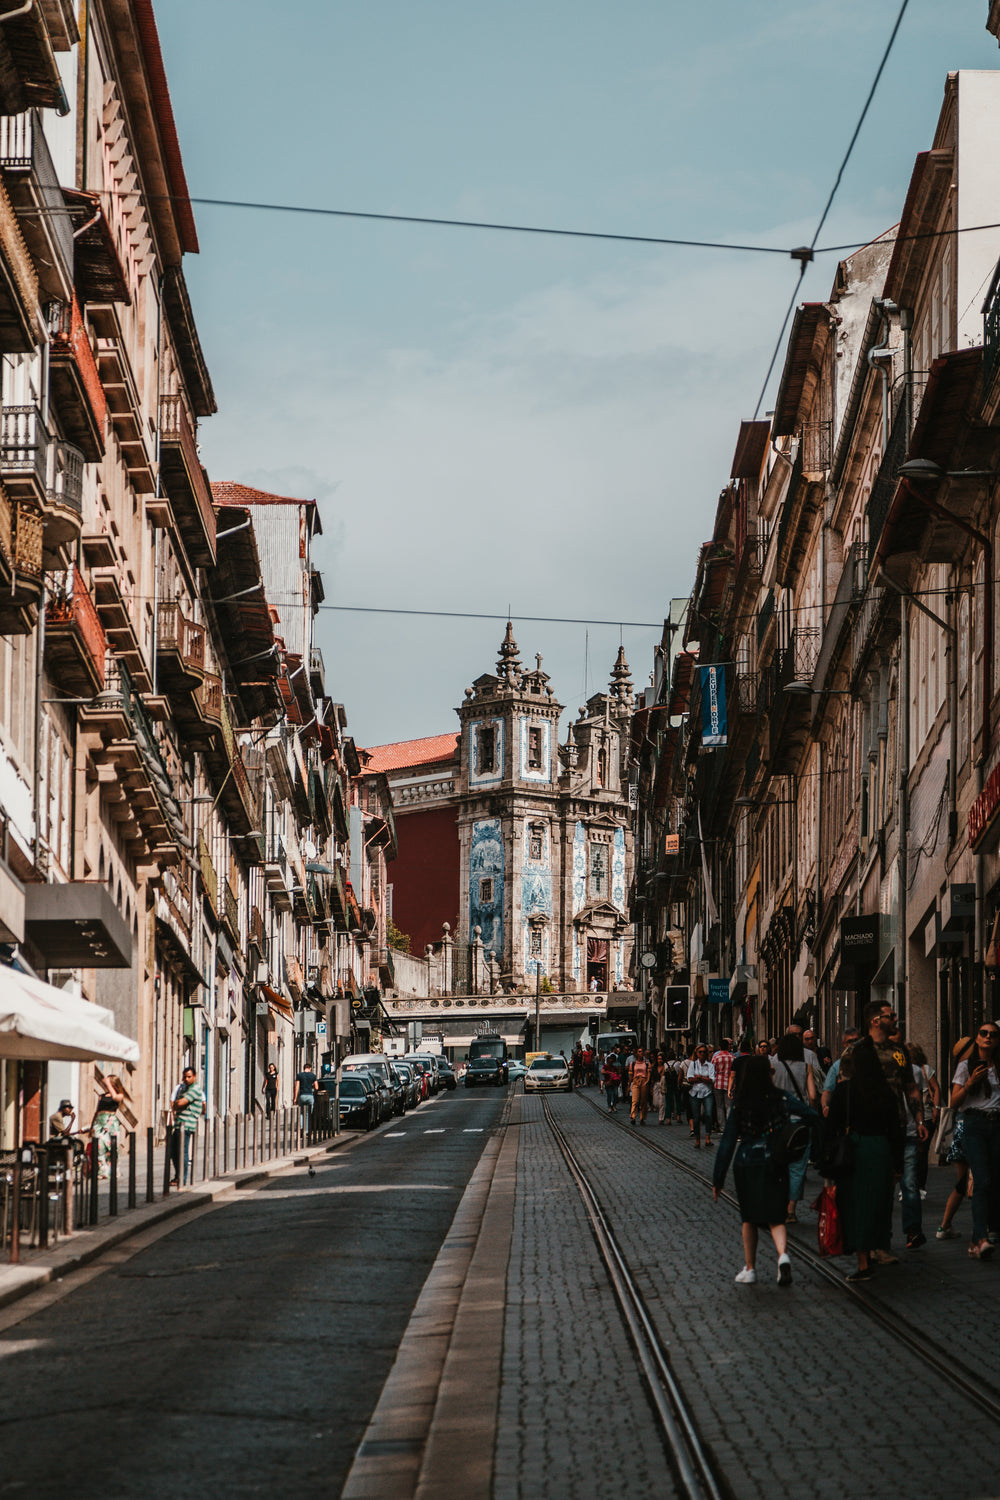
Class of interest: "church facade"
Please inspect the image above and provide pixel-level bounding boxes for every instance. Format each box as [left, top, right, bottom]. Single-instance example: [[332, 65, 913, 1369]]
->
[[367, 625, 636, 994]]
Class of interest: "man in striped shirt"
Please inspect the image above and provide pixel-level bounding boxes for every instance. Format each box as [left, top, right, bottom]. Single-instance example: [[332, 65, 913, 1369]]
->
[[172, 1067, 205, 1187]]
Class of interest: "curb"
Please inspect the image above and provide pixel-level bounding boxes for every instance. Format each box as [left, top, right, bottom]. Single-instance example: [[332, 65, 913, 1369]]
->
[[0, 1132, 354, 1312]]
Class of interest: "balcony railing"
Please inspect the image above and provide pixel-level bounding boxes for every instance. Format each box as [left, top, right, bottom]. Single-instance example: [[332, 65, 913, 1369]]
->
[[223, 880, 240, 940], [865, 405, 908, 560], [48, 295, 107, 460], [157, 600, 206, 679], [197, 832, 218, 917], [0, 110, 74, 296], [45, 565, 106, 693], [197, 672, 223, 724], [47, 438, 83, 516], [159, 393, 216, 565], [756, 588, 775, 647], [1, 404, 49, 500]]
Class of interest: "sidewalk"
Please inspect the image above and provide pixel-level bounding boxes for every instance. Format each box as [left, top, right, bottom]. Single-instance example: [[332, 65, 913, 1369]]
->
[[0, 1128, 354, 1312]]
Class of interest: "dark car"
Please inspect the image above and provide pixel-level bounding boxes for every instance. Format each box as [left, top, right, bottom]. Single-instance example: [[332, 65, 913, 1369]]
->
[[436, 1059, 457, 1092], [465, 1054, 506, 1088], [393, 1062, 420, 1111], [385, 1063, 407, 1116], [337, 1075, 377, 1130], [344, 1066, 391, 1122]]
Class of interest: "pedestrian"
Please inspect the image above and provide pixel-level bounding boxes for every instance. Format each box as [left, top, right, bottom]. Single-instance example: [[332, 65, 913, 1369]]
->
[[662, 1049, 681, 1122], [293, 1060, 318, 1138], [89, 1082, 123, 1180], [686, 1043, 715, 1148], [800, 1028, 825, 1095], [755, 1039, 771, 1058], [629, 1046, 652, 1126], [849, 1001, 926, 1258], [907, 1040, 940, 1193], [48, 1098, 76, 1140], [820, 1028, 861, 1115], [263, 1062, 278, 1116], [950, 1019, 1000, 1260], [712, 1054, 813, 1286], [171, 1067, 205, 1187], [936, 1063, 970, 1242], [602, 1049, 621, 1112], [711, 1038, 734, 1131], [771, 1031, 817, 1223], [823, 1038, 904, 1281]]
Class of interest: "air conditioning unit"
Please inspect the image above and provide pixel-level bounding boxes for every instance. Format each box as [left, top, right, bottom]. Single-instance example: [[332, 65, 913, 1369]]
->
[[256, 961, 269, 984]]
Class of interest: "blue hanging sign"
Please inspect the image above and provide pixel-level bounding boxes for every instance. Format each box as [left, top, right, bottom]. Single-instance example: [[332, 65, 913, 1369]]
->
[[701, 665, 727, 748], [708, 978, 731, 1005]]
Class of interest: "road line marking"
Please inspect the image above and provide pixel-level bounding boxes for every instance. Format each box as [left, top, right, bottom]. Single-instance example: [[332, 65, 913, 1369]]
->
[[385, 1132, 407, 1137], [425, 1129, 446, 1134], [463, 1128, 484, 1133]]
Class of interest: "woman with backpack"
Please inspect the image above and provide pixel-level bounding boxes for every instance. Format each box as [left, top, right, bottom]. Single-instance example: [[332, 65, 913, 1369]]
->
[[712, 1054, 816, 1287]]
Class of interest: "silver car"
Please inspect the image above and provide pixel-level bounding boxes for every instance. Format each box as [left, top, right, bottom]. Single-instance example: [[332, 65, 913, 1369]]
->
[[524, 1056, 572, 1094]]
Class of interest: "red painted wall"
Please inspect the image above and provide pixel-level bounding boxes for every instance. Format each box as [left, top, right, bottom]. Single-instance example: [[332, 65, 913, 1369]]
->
[[390, 805, 460, 955]]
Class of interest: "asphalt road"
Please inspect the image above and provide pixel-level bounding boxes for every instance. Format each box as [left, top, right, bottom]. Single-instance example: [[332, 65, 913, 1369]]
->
[[0, 1088, 506, 1499]]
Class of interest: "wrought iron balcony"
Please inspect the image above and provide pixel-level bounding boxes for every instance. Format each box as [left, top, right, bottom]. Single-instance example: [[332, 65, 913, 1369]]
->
[[0, 110, 74, 300], [865, 407, 908, 560], [48, 296, 107, 460], [43, 437, 84, 554], [986, 260, 1000, 396], [159, 393, 216, 565], [0, 1, 67, 113], [157, 600, 206, 694], [197, 831, 218, 918], [0, 488, 42, 632], [223, 879, 240, 941], [45, 565, 106, 695]]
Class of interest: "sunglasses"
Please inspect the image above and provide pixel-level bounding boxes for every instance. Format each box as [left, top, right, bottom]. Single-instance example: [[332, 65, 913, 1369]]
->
[[978, 1029, 1000, 1040]]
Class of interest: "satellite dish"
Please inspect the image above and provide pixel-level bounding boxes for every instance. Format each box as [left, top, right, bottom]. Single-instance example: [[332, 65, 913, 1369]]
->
[[303, 838, 318, 859]]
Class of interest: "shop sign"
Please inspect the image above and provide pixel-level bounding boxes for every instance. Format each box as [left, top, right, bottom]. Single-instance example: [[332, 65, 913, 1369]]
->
[[969, 761, 1000, 848]]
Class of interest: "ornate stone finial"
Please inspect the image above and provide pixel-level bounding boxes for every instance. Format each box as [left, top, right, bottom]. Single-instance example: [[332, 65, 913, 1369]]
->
[[610, 644, 633, 700], [535, 653, 543, 672], [497, 620, 521, 677]]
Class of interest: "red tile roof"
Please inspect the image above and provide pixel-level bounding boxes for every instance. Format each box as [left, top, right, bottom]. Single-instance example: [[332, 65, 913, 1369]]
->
[[212, 481, 316, 509], [362, 733, 459, 773]]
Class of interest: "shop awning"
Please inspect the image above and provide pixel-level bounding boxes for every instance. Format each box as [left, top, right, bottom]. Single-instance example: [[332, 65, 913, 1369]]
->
[[259, 983, 294, 1021], [0, 967, 140, 1063]]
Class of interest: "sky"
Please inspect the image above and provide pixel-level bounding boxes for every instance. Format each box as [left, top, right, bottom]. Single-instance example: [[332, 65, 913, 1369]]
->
[[154, 0, 1000, 748]]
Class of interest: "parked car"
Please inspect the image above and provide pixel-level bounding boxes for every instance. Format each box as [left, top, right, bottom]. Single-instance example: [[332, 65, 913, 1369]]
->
[[404, 1053, 442, 1095], [336, 1075, 378, 1130], [436, 1059, 457, 1091], [524, 1055, 572, 1094], [342, 1065, 392, 1122], [385, 1063, 407, 1116], [508, 1060, 527, 1082], [393, 1062, 421, 1111]]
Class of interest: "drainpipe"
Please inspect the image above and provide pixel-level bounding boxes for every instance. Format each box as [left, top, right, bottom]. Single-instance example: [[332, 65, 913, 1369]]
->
[[948, 587, 958, 843], [900, 307, 914, 440]]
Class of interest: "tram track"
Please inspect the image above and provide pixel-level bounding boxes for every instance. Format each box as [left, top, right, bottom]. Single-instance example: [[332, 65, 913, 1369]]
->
[[540, 1095, 731, 1500], [574, 1087, 1000, 1428]]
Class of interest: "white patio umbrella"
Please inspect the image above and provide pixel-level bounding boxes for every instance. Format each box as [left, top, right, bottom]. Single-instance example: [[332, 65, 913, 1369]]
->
[[0, 965, 140, 1063]]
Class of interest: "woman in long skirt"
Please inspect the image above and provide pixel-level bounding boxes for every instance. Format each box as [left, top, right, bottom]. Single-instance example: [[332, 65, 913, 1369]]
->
[[823, 1040, 904, 1281], [713, 1055, 815, 1287]]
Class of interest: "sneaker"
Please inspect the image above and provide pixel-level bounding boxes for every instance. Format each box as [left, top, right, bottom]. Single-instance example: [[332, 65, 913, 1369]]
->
[[846, 1265, 876, 1282], [777, 1254, 792, 1287], [906, 1232, 927, 1250], [936, 1225, 957, 1239], [734, 1267, 757, 1285]]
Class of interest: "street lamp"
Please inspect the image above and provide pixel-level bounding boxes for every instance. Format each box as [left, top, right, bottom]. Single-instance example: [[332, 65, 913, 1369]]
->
[[783, 681, 853, 697]]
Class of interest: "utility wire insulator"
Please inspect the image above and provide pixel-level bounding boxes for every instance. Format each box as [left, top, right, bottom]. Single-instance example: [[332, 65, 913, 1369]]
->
[[790, 246, 814, 266]]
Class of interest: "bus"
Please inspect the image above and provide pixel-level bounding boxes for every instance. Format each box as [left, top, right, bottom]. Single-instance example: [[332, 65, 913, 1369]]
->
[[595, 1030, 638, 1064]]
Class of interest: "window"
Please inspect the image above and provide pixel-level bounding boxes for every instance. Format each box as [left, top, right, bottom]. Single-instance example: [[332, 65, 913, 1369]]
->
[[477, 724, 496, 774], [527, 726, 542, 769], [529, 825, 543, 861], [479, 877, 493, 904], [530, 926, 542, 955], [590, 844, 607, 899], [596, 745, 607, 787]]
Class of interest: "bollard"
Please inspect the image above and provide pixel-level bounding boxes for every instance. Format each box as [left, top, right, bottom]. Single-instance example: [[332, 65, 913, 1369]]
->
[[89, 1138, 99, 1225], [242, 1113, 248, 1170], [212, 1117, 218, 1180], [37, 1151, 49, 1250], [202, 1119, 209, 1183], [9, 1161, 21, 1265], [223, 1117, 228, 1175], [163, 1124, 173, 1196], [146, 1126, 155, 1202], [252, 1111, 257, 1166], [109, 1136, 118, 1216], [128, 1132, 137, 1210]]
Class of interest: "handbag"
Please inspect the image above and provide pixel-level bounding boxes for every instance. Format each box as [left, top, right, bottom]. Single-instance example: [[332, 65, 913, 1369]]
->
[[770, 1119, 811, 1168], [812, 1183, 844, 1257], [932, 1105, 955, 1159], [818, 1085, 856, 1180]]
